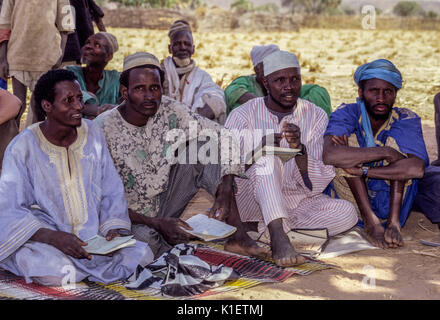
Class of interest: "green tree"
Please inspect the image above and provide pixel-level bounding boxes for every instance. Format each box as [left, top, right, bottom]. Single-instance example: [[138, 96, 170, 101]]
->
[[230, 0, 254, 14], [424, 10, 439, 19], [392, 1, 424, 17], [281, 0, 341, 14]]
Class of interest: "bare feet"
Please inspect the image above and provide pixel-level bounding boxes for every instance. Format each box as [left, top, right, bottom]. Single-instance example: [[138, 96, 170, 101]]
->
[[268, 219, 306, 267], [384, 223, 403, 248], [364, 223, 388, 249], [224, 229, 270, 260]]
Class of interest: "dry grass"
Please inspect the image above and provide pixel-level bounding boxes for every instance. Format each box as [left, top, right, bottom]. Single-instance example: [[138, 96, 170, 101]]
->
[[104, 27, 440, 120], [17, 27, 439, 123]]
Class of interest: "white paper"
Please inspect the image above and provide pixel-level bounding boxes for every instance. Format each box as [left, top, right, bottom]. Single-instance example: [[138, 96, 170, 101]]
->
[[182, 214, 237, 241], [83, 235, 136, 255]]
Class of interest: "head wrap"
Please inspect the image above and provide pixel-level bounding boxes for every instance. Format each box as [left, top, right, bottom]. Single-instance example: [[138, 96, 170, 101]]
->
[[354, 59, 403, 90], [250, 44, 280, 67], [168, 20, 192, 39], [96, 32, 119, 54], [123, 52, 162, 72], [262, 50, 300, 77]]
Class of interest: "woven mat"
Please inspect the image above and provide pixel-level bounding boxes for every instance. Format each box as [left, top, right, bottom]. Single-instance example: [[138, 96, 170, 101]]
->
[[0, 243, 335, 300]]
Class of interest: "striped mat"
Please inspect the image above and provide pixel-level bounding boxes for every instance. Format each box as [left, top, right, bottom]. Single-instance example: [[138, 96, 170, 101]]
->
[[0, 244, 335, 300]]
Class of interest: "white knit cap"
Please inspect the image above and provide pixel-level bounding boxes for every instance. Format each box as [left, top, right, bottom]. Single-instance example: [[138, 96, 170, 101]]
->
[[250, 44, 280, 67], [263, 50, 300, 76]]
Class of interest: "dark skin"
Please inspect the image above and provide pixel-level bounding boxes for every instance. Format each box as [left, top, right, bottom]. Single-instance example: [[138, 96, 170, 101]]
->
[[168, 31, 215, 120], [245, 67, 309, 267], [119, 67, 268, 259], [322, 78, 425, 248], [30, 80, 122, 260], [80, 33, 117, 119]]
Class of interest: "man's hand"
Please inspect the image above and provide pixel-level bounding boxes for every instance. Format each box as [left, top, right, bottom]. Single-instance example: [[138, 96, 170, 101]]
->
[[156, 218, 193, 245], [106, 229, 121, 241], [209, 176, 235, 221], [197, 104, 215, 120], [382, 146, 406, 164], [282, 122, 302, 149], [49, 231, 91, 260], [262, 132, 283, 148]]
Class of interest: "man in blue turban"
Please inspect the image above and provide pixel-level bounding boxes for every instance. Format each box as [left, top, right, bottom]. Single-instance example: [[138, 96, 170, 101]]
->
[[322, 59, 429, 249]]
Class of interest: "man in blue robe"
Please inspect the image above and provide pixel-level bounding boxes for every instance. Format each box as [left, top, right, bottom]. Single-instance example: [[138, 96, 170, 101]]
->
[[323, 59, 428, 249], [0, 69, 153, 286]]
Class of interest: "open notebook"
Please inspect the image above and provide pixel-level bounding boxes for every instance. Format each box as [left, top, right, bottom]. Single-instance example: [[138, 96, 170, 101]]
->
[[83, 235, 136, 255], [182, 214, 237, 242], [245, 145, 302, 165]]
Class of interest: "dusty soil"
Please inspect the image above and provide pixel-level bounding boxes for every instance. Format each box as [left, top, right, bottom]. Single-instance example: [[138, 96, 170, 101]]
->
[[182, 121, 440, 300]]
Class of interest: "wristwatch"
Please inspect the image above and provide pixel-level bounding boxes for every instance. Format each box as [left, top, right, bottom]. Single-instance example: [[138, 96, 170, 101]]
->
[[362, 167, 369, 178]]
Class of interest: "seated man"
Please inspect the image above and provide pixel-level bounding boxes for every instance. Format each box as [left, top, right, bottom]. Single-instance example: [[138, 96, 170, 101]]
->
[[0, 69, 153, 286], [431, 92, 440, 166], [95, 52, 267, 260], [0, 88, 21, 172], [162, 20, 227, 124], [225, 50, 358, 267], [224, 44, 332, 117], [65, 32, 120, 119], [413, 92, 440, 229], [323, 59, 428, 249]]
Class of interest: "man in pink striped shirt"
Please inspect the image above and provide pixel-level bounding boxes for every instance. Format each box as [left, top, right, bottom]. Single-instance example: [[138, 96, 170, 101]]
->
[[225, 51, 358, 267]]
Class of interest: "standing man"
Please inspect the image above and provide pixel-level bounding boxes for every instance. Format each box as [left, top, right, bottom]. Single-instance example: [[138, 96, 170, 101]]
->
[[96, 52, 268, 260], [225, 50, 358, 267], [323, 59, 428, 249], [0, 0, 75, 127], [162, 20, 227, 124], [224, 44, 332, 117], [0, 69, 153, 286]]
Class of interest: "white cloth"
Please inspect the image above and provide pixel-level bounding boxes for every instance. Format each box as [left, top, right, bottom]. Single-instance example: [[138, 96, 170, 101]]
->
[[224, 97, 358, 238], [263, 50, 300, 76], [163, 57, 226, 124]]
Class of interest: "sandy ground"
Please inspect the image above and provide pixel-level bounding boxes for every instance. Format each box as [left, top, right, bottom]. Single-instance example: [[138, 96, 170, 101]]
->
[[181, 121, 440, 300]]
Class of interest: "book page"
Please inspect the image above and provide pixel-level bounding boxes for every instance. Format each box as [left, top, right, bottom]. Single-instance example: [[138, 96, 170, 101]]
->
[[83, 235, 136, 255], [182, 214, 237, 240]]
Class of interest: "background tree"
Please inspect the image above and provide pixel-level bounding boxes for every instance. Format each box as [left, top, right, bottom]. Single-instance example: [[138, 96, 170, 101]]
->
[[281, 0, 341, 14], [230, 0, 254, 14], [393, 1, 425, 17]]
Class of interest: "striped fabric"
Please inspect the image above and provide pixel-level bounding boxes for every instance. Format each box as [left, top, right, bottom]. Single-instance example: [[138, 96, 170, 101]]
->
[[225, 97, 358, 237], [0, 243, 334, 300]]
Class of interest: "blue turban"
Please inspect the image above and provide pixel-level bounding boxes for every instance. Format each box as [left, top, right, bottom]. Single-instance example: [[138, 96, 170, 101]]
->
[[353, 59, 403, 90]]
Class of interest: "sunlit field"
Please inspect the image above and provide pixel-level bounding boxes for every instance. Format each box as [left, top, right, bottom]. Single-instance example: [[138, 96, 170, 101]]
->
[[106, 27, 440, 120]]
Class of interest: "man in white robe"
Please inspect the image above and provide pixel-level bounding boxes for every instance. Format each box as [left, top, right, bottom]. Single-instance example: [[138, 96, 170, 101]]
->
[[162, 20, 226, 124], [0, 69, 153, 286], [225, 51, 358, 267]]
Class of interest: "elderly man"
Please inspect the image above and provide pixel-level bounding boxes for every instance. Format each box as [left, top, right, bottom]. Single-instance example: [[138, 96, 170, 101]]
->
[[162, 20, 227, 124], [95, 52, 268, 260], [225, 50, 358, 267], [224, 44, 332, 117], [66, 32, 120, 119], [323, 59, 429, 249], [0, 69, 153, 286]]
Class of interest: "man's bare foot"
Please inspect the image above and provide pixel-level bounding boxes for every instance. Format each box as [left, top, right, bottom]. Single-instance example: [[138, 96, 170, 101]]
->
[[364, 223, 388, 249], [224, 229, 270, 260], [268, 219, 306, 267], [384, 223, 403, 248], [270, 230, 306, 267]]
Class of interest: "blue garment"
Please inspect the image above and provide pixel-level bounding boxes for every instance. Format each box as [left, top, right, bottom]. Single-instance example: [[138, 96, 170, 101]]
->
[[414, 166, 440, 224], [0, 120, 153, 285], [353, 59, 403, 90], [0, 78, 7, 90], [325, 102, 429, 227]]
